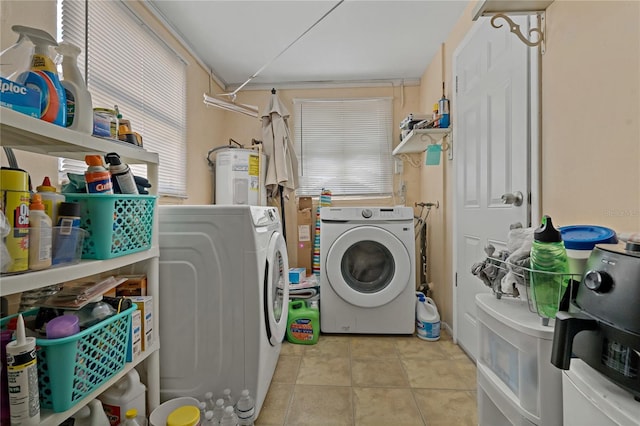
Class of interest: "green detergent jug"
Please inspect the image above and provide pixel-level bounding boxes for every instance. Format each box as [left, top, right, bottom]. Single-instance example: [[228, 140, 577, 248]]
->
[[286, 300, 319, 345]]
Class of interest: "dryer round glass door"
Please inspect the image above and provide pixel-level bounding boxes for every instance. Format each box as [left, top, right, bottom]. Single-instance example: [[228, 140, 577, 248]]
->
[[325, 225, 411, 308], [265, 230, 289, 346]]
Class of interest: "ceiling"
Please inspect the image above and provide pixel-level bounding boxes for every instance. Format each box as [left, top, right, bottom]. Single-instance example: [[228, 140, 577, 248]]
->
[[144, 1, 469, 91]]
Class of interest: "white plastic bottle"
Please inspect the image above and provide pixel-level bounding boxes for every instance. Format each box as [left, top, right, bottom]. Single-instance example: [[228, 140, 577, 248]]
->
[[105, 152, 138, 194], [235, 390, 255, 426], [123, 408, 141, 426], [211, 398, 226, 424], [222, 388, 236, 408], [56, 41, 93, 134], [28, 193, 52, 270], [36, 176, 65, 225], [415, 293, 440, 341], [72, 399, 110, 426], [6, 314, 40, 425], [203, 410, 215, 425], [220, 406, 239, 426], [204, 391, 215, 411]]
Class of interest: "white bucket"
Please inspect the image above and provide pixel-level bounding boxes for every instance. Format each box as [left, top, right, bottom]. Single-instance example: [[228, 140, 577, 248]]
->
[[215, 148, 266, 206], [149, 397, 200, 426], [415, 292, 440, 341], [98, 369, 146, 426]]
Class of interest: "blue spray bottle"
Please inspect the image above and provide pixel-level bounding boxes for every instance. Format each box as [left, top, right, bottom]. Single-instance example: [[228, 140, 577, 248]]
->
[[13, 26, 66, 126]]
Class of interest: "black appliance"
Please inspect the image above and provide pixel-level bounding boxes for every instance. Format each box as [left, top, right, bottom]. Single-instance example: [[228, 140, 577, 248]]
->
[[551, 239, 640, 401]]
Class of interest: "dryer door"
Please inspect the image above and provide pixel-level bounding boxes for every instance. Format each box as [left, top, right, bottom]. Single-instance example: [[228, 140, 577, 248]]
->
[[325, 225, 411, 308], [265, 230, 289, 346]]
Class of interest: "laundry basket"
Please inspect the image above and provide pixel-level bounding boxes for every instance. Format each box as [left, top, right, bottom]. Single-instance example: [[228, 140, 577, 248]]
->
[[63, 194, 156, 259], [1, 305, 135, 412]]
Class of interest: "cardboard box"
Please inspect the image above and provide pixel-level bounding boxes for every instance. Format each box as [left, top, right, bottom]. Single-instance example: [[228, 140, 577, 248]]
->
[[104, 274, 147, 297], [126, 296, 153, 352], [289, 268, 306, 284], [297, 197, 314, 275], [127, 309, 142, 362]]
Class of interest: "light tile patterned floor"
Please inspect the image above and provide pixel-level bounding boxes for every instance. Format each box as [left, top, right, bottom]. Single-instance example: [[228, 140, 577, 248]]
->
[[257, 330, 477, 426]]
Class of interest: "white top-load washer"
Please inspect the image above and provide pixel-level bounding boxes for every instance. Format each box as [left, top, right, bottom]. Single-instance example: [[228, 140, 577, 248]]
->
[[320, 206, 415, 334], [158, 205, 288, 418]]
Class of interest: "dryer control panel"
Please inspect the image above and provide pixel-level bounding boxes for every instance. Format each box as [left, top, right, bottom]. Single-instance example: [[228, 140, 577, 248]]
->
[[321, 206, 413, 222]]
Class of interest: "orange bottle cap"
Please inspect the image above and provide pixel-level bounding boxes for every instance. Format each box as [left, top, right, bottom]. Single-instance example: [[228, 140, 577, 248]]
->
[[85, 155, 104, 166], [30, 193, 45, 210]]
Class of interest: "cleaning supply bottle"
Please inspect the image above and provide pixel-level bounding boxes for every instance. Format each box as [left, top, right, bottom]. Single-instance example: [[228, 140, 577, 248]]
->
[[286, 299, 319, 345], [0, 167, 30, 272], [28, 193, 52, 270], [530, 215, 570, 319], [123, 408, 142, 426], [36, 176, 65, 224], [11, 25, 66, 126], [56, 41, 93, 134], [6, 313, 40, 425], [98, 368, 146, 426], [105, 152, 138, 194], [72, 399, 111, 426], [415, 292, 440, 341], [85, 155, 113, 194]]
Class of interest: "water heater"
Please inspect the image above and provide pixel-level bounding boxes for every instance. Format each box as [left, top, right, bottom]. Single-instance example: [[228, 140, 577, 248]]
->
[[215, 148, 266, 206]]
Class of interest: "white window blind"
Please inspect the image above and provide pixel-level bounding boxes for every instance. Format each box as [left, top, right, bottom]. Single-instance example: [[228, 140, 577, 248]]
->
[[293, 98, 393, 197], [59, 0, 187, 197]]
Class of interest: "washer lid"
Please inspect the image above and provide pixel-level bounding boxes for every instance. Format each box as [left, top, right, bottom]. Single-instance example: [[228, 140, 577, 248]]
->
[[325, 225, 411, 308]]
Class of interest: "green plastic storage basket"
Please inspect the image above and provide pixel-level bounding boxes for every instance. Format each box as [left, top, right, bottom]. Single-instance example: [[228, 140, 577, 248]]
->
[[1, 305, 135, 412], [63, 194, 156, 259]]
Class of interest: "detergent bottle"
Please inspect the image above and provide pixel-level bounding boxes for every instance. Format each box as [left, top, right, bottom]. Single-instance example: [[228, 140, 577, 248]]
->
[[415, 292, 440, 341], [56, 41, 93, 133], [98, 369, 146, 426], [72, 399, 111, 426], [11, 25, 66, 126], [286, 299, 319, 345]]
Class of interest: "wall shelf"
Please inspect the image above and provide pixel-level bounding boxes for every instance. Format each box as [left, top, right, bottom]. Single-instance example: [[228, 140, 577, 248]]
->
[[392, 128, 451, 155]]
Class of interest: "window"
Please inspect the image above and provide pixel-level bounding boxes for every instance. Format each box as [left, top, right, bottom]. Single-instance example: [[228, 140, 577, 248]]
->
[[58, 0, 187, 197], [293, 98, 393, 197]]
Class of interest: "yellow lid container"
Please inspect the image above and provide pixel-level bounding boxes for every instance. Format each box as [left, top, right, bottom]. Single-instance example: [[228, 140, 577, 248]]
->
[[166, 405, 200, 426], [0, 167, 29, 191]]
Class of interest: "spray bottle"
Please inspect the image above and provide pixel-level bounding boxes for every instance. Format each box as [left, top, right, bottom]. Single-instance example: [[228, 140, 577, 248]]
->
[[6, 313, 40, 425], [11, 25, 66, 126], [56, 41, 93, 134], [105, 152, 138, 194]]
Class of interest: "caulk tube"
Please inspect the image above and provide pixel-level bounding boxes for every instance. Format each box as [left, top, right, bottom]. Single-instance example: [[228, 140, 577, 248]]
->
[[6, 313, 40, 425]]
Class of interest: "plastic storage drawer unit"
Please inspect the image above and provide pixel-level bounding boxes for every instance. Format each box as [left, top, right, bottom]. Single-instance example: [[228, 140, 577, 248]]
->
[[476, 294, 562, 426]]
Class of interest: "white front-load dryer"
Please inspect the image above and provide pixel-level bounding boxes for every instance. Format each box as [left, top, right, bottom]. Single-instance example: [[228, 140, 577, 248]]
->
[[320, 206, 415, 334], [158, 205, 288, 419]]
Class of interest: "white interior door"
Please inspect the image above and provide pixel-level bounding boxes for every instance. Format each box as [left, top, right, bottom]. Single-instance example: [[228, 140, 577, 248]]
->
[[453, 16, 533, 360]]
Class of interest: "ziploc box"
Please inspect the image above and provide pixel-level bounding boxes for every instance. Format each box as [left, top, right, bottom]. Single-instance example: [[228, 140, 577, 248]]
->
[[289, 268, 306, 284], [126, 308, 142, 362], [126, 296, 153, 352], [0, 77, 40, 118]]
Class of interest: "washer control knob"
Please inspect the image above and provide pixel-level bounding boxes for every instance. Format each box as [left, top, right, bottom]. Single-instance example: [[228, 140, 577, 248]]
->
[[583, 270, 613, 293], [361, 209, 373, 219]]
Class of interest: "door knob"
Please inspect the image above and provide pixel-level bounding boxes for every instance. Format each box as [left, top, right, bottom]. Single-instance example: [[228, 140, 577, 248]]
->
[[501, 191, 524, 206]]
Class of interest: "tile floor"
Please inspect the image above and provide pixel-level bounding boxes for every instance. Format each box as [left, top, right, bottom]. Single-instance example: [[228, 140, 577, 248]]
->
[[256, 330, 478, 426]]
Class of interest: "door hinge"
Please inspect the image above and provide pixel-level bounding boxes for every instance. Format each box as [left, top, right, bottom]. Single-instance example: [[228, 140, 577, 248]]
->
[[455, 75, 458, 94], [455, 272, 458, 287]]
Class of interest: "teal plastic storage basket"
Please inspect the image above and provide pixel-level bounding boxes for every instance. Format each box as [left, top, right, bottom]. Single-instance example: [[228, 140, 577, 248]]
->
[[1, 305, 135, 412], [63, 194, 156, 259]]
